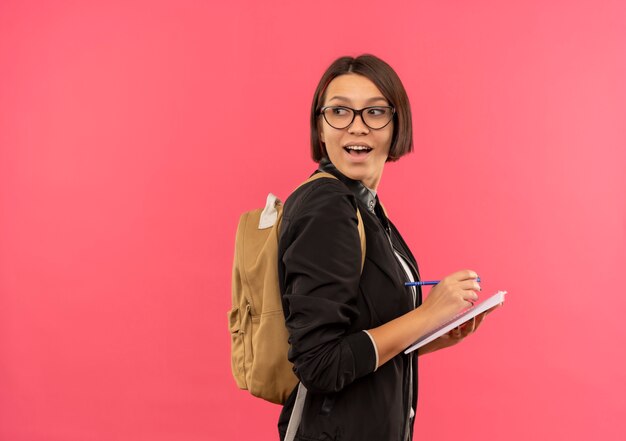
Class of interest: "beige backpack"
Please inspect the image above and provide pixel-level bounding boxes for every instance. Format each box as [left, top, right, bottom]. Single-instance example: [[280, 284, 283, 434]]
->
[[229, 172, 366, 404]]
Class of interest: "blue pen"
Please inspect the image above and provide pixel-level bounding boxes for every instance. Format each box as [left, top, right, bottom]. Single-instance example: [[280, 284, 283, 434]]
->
[[405, 277, 480, 287]]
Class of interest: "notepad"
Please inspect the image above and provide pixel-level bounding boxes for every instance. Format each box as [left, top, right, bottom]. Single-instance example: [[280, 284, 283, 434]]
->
[[404, 290, 507, 354]]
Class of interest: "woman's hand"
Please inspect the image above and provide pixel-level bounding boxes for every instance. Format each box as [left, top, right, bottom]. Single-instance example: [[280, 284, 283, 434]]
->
[[420, 270, 481, 326], [418, 304, 501, 356], [366, 270, 487, 366]]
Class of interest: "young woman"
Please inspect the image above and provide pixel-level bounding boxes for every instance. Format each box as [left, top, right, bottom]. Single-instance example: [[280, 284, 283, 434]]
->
[[277, 54, 491, 441]]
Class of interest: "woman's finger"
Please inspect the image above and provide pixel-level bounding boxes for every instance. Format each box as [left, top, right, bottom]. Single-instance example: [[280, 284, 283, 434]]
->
[[452, 269, 479, 281], [462, 277, 482, 290], [462, 289, 479, 303], [462, 317, 476, 335], [442, 270, 479, 285], [449, 326, 463, 340], [473, 312, 487, 331]]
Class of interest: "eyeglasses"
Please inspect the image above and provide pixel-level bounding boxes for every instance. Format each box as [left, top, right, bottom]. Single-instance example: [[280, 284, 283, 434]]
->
[[319, 106, 395, 130]]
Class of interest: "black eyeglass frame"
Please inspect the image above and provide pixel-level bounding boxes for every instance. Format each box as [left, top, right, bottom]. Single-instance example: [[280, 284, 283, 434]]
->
[[319, 105, 396, 130]]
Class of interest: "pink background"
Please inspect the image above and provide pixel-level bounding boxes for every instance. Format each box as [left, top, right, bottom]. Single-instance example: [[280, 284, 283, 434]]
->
[[1, 1, 625, 440]]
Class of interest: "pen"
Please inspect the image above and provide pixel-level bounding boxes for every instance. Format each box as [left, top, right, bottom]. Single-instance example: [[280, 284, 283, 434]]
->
[[405, 277, 480, 287]]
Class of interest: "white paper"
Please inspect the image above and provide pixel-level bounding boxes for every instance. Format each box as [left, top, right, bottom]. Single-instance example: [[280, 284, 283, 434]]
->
[[404, 290, 507, 354]]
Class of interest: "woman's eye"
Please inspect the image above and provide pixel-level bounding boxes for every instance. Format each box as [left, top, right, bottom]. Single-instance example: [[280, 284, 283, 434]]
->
[[368, 107, 387, 116], [332, 107, 349, 115]]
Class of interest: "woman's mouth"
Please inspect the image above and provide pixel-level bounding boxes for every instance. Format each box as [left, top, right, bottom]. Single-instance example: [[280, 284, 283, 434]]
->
[[344, 145, 373, 155]]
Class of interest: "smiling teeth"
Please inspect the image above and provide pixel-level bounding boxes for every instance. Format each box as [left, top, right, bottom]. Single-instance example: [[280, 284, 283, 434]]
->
[[345, 145, 371, 151]]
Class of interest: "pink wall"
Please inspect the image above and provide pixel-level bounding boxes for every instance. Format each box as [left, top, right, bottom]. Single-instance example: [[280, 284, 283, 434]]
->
[[1, 1, 625, 440]]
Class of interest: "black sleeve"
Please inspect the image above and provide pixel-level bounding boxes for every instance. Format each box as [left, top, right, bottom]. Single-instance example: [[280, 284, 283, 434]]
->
[[279, 181, 377, 394]]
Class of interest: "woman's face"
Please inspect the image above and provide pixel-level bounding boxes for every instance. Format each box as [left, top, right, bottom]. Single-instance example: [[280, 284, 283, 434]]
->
[[319, 73, 393, 190]]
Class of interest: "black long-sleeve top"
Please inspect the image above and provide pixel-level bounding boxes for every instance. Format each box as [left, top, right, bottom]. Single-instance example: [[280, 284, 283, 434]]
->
[[277, 160, 422, 441]]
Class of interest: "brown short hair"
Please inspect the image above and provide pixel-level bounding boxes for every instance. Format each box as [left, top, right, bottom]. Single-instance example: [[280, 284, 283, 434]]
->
[[310, 54, 413, 162]]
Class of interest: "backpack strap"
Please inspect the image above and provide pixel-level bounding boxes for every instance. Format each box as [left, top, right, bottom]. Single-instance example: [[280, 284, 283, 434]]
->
[[284, 383, 307, 441], [298, 172, 366, 272]]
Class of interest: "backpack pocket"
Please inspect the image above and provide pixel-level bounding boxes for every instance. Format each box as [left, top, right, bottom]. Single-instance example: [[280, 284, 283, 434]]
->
[[228, 306, 247, 389], [248, 308, 298, 404]]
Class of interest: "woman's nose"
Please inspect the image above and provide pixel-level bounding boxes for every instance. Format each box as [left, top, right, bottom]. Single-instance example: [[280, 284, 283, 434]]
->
[[347, 113, 370, 134]]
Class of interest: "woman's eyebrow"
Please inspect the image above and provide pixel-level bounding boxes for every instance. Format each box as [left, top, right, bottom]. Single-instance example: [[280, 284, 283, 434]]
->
[[327, 95, 388, 105]]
